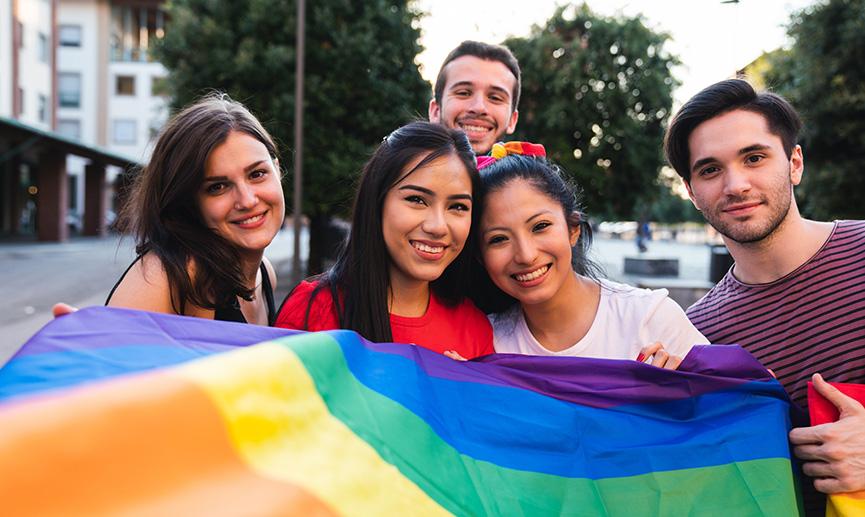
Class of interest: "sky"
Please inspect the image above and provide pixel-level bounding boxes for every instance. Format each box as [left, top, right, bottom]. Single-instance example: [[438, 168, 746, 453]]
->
[[415, 0, 818, 106]]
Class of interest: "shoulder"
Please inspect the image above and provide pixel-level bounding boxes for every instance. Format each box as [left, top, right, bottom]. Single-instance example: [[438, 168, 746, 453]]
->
[[600, 279, 669, 308], [275, 280, 338, 330], [106, 252, 178, 314]]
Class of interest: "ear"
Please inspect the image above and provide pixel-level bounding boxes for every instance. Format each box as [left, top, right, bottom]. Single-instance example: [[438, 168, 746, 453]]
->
[[505, 109, 519, 135], [789, 144, 804, 186], [569, 221, 581, 247], [428, 98, 441, 122]]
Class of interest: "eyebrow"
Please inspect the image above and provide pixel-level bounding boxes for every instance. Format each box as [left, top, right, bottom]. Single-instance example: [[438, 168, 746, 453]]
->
[[448, 81, 511, 99], [483, 210, 554, 235], [203, 160, 269, 182], [398, 184, 472, 201], [690, 144, 772, 173]]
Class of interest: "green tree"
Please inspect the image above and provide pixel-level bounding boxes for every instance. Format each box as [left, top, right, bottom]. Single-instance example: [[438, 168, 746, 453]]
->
[[504, 4, 679, 220], [155, 0, 430, 274], [762, 0, 865, 220]]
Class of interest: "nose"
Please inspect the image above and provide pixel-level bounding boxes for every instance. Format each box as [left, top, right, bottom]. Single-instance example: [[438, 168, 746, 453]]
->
[[513, 236, 538, 266], [467, 92, 487, 114], [723, 166, 752, 197], [421, 207, 447, 237], [233, 183, 258, 210]]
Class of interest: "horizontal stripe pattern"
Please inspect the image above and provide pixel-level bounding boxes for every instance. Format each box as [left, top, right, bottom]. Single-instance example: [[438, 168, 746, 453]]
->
[[0, 308, 800, 516]]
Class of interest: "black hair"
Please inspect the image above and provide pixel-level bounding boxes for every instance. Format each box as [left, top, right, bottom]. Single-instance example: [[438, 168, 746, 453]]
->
[[470, 154, 603, 314], [119, 93, 280, 315], [664, 79, 802, 182], [433, 40, 522, 112], [303, 121, 480, 342]]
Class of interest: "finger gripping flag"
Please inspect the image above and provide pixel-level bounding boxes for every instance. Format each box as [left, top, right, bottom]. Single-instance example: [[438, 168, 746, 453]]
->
[[0, 307, 800, 516]]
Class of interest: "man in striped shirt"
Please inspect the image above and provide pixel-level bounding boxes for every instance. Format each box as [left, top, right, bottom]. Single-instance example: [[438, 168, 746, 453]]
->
[[664, 79, 865, 515]]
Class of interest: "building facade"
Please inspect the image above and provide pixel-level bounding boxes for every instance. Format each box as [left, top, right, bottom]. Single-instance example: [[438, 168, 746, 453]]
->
[[1, 0, 167, 241]]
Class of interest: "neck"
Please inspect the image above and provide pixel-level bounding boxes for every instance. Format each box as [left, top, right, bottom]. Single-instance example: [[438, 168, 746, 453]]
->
[[238, 250, 264, 288], [521, 273, 600, 352], [725, 206, 834, 284], [387, 273, 430, 317]]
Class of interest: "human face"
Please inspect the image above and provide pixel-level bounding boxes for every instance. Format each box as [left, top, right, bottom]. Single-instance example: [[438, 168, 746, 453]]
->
[[381, 153, 473, 291], [428, 55, 519, 155], [686, 109, 803, 244], [198, 130, 285, 257], [480, 179, 580, 307]]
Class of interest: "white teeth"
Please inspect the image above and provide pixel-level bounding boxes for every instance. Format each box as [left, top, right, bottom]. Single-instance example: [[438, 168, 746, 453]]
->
[[413, 242, 444, 253], [514, 265, 549, 282], [460, 124, 490, 133], [237, 213, 264, 225]]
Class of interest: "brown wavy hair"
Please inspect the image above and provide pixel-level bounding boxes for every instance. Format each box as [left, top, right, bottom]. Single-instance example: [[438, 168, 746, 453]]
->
[[119, 93, 280, 315]]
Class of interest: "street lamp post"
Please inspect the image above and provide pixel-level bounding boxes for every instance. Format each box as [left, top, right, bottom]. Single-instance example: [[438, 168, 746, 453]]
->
[[292, 0, 305, 285]]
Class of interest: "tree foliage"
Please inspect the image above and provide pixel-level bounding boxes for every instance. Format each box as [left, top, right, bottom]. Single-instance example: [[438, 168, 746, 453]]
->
[[761, 0, 865, 220], [504, 4, 678, 220], [155, 0, 430, 272]]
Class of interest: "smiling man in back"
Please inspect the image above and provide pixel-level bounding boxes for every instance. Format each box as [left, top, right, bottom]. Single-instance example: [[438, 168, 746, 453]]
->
[[428, 41, 520, 155], [665, 79, 865, 516]]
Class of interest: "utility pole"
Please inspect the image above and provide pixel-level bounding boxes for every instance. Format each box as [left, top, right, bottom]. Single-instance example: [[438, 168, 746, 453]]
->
[[291, 0, 306, 285]]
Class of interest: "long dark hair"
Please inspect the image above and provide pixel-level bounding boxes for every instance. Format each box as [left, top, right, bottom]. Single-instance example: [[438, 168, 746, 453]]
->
[[305, 121, 479, 342], [470, 154, 603, 314], [119, 93, 280, 314]]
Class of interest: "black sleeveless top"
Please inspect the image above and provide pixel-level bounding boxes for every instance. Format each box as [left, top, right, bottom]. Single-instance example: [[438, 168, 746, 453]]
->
[[106, 256, 276, 325]]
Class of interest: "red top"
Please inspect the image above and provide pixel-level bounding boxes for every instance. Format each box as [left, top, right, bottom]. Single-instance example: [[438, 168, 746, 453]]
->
[[275, 280, 494, 359]]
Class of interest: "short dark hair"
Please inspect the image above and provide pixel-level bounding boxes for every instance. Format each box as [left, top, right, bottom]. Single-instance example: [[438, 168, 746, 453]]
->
[[470, 154, 602, 314], [121, 93, 280, 314], [306, 121, 480, 343], [433, 40, 522, 112], [664, 79, 802, 182]]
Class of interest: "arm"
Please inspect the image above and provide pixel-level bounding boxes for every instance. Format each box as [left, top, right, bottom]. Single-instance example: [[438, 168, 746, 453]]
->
[[789, 374, 865, 494]]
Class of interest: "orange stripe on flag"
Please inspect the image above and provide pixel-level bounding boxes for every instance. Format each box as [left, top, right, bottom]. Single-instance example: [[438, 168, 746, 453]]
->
[[0, 371, 336, 516]]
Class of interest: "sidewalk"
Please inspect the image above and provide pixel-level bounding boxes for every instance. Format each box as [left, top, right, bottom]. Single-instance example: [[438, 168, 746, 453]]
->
[[0, 228, 307, 364]]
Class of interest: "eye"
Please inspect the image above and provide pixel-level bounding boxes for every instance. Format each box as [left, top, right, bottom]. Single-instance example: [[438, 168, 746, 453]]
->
[[205, 182, 227, 195], [489, 93, 506, 103], [453, 89, 471, 98], [450, 202, 471, 212], [487, 234, 507, 245], [745, 154, 764, 165], [249, 168, 268, 180], [698, 165, 720, 177], [405, 195, 427, 206], [532, 221, 552, 232]]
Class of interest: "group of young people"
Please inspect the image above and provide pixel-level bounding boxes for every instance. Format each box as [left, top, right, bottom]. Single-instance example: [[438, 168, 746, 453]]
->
[[65, 40, 862, 514]]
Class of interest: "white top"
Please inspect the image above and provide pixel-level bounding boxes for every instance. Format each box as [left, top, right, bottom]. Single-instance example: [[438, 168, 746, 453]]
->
[[490, 279, 707, 360]]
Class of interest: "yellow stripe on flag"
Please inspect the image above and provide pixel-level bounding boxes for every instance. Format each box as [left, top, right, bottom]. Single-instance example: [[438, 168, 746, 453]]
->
[[176, 339, 449, 516]]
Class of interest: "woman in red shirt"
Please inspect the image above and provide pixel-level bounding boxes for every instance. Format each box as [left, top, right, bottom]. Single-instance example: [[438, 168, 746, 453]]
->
[[275, 121, 493, 359]]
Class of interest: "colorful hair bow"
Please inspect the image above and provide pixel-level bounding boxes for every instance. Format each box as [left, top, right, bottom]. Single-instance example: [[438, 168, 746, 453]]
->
[[477, 141, 546, 170]]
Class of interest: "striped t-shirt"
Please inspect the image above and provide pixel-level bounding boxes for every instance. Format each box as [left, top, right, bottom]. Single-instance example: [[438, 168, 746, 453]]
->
[[688, 220, 865, 516], [687, 220, 865, 410]]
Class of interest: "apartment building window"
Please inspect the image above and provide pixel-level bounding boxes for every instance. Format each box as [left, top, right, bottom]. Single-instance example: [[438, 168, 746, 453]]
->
[[58, 73, 82, 108], [57, 119, 81, 141], [38, 33, 49, 63], [59, 25, 82, 47], [38, 95, 48, 123], [115, 75, 136, 96], [113, 120, 137, 145], [17, 87, 24, 114], [110, 5, 167, 62]]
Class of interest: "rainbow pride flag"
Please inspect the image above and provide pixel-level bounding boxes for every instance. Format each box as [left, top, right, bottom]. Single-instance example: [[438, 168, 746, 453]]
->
[[0, 307, 800, 515]]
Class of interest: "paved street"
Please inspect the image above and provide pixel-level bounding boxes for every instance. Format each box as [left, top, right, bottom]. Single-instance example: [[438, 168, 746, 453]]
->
[[0, 228, 308, 363], [0, 231, 718, 365]]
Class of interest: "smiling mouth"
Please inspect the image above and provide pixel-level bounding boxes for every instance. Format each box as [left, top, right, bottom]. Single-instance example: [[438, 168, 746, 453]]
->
[[513, 264, 550, 282], [412, 241, 445, 254], [234, 212, 266, 225]]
